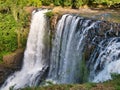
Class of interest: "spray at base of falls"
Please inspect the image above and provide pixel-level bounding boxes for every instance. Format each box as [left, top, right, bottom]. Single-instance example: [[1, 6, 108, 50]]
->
[[0, 9, 50, 90]]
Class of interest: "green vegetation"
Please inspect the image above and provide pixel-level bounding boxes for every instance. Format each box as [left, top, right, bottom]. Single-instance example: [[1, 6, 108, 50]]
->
[[41, 0, 120, 8], [80, 53, 89, 83], [110, 73, 120, 90], [21, 74, 120, 90], [84, 82, 97, 90], [40, 0, 120, 8], [0, 12, 18, 60], [0, 0, 45, 61], [0, 0, 28, 61], [93, 0, 120, 7], [45, 11, 54, 18], [47, 0, 120, 8]]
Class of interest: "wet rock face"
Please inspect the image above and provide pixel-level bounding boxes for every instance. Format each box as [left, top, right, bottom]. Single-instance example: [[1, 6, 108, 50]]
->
[[83, 19, 120, 62], [0, 64, 14, 86]]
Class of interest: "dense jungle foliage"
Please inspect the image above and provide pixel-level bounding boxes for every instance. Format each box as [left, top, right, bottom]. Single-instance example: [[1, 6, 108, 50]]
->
[[0, 0, 120, 61]]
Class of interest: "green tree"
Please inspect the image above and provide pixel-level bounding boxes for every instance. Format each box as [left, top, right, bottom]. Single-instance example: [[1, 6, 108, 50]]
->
[[53, 0, 61, 6]]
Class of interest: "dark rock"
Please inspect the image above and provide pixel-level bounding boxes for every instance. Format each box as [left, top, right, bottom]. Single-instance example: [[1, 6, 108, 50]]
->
[[0, 64, 14, 86]]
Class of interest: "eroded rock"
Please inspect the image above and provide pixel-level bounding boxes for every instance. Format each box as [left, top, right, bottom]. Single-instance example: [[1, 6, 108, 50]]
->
[[3, 49, 24, 70]]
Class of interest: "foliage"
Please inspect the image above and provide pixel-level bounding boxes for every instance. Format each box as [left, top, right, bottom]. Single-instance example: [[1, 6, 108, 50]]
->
[[72, 0, 84, 8], [84, 82, 97, 90], [63, 0, 72, 7], [41, 0, 52, 6], [111, 73, 120, 79], [0, 0, 33, 61], [80, 53, 89, 83], [21, 74, 120, 90], [0, 13, 18, 59], [105, 73, 120, 90], [93, 0, 120, 7], [27, 0, 42, 7], [45, 11, 54, 18], [44, 0, 120, 8], [53, 0, 61, 6]]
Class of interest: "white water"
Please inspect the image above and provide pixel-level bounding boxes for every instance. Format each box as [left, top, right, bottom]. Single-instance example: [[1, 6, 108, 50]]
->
[[89, 38, 120, 83], [48, 14, 120, 84], [48, 14, 100, 84], [1, 9, 49, 90], [1, 11, 120, 89]]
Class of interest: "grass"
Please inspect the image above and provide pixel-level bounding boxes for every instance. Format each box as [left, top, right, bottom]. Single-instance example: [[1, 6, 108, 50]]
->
[[21, 74, 120, 90]]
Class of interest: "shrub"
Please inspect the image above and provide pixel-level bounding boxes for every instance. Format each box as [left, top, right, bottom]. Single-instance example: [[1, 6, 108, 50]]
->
[[41, 0, 52, 6], [45, 11, 54, 18]]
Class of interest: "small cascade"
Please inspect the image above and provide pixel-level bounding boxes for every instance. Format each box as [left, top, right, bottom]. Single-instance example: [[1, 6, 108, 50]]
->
[[88, 37, 120, 82], [0, 9, 49, 90]]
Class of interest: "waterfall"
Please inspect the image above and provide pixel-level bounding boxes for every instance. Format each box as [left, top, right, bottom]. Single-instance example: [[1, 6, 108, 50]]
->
[[47, 14, 100, 84], [0, 9, 49, 90], [1, 11, 120, 89]]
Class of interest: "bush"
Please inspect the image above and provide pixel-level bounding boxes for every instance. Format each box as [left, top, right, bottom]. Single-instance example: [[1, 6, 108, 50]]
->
[[0, 0, 31, 61], [28, 0, 42, 7], [45, 11, 54, 18], [72, 0, 84, 9], [53, 0, 61, 6], [41, 0, 51, 6], [93, 0, 120, 7]]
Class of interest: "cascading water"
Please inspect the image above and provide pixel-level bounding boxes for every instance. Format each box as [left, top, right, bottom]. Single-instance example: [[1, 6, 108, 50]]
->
[[88, 37, 120, 83], [48, 14, 100, 84], [48, 14, 120, 84], [0, 9, 49, 90], [1, 11, 120, 89]]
